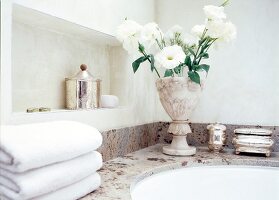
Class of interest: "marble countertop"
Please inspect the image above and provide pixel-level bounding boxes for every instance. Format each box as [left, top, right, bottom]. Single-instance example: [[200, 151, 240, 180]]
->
[[81, 144, 279, 200]]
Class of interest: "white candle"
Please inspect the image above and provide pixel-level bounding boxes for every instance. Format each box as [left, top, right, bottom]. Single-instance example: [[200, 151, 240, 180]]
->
[[100, 95, 119, 108]]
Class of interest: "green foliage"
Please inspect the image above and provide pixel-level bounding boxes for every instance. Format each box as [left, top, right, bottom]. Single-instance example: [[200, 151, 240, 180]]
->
[[132, 56, 149, 73], [192, 63, 210, 74], [150, 54, 155, 72], [132, 54, 159, 76], [187, 48, 196, 56], [160, 27, 214, 84], [220, 0, 230, 7], [164, 69, 174, 77], [184, 56, 192, 70], [167, 32, 193, 56], [132, 25, 217, 82], [198, 64, 210, 73], [138, 43, 145, 53], [182, 28, 216, 85], [134, 43, 161, 78], [192, 65, 199, 71], [188, 71, 201, 85], [173, 65, 182, 75], [198, 52, 209, 59], [199, 37, 207, 46]]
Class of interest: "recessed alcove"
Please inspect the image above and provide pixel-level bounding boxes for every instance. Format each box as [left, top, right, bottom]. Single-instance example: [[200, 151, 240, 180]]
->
[[11, 4, 125, 113]]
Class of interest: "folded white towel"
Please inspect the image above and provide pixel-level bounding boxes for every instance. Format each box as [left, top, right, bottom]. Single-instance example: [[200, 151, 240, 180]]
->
[[0, 172, 101, 200], [0, 121, 102, 172], [0, 151, 102, 200]]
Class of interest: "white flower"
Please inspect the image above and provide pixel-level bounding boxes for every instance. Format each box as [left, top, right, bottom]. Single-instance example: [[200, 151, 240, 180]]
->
[[191, 24, 205, 38], [206, 20, 236, 42], [155, 45, 186, 70], [164, 25, 183, 40], [206, 20, 225, 38], [116, 20, 142, 41], [221, 21, 237, 42], [203, 5, 226, 20], [122, 38, 140, 53], [116, 20, 142, 53], [183, 33, 198, 46], [140, 22, 163, 49]]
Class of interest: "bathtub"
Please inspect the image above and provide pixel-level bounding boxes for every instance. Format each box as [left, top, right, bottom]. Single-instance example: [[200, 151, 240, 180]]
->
[[131, 166, 279, 200]]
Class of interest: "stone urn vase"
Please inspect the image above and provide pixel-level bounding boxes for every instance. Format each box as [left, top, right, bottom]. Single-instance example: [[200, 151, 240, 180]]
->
[[156, 77, 203, 156]]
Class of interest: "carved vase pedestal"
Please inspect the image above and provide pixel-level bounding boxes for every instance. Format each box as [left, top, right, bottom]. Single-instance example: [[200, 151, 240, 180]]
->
[[156, 77, 202, 156]]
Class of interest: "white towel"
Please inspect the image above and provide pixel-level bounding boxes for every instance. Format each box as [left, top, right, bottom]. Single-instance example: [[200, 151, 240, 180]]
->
[[0, 151, 102, 200], [0, 172, 101, 200], [0, 121, 102, 172]]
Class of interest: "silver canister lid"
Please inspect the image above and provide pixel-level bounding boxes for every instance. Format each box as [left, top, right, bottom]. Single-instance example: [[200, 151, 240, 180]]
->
[[65, 64, 94, 81], [234, 128, 272, 136], [65, 64, 102, 110], [207, 122, 226, 131]]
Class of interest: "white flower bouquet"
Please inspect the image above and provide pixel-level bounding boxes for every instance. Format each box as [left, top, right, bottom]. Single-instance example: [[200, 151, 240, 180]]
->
[[116, 0, 236, 85]]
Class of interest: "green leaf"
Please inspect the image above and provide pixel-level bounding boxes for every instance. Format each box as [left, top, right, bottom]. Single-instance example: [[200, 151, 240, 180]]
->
[[220, 0, 230, 7], [187, 48, 196, 56], [138, 43, 145, 53], [192, 65, 199, 71], [188, 71, 201, 85], [199, 37, 207, 46], [203, 43, 210, 50], [132, 56, 149, 73], [164, 69, 174, 77], [150, 54, 155, 72], [195, 64, 210, 73], [173, 65, 181, 75], [184, 56, 192, 68], [198, 52, 209, 59], [198, 64, 210, 73]]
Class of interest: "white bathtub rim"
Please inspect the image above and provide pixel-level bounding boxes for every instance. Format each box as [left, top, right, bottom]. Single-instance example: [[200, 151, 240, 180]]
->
[[130, 158, 279, 195]]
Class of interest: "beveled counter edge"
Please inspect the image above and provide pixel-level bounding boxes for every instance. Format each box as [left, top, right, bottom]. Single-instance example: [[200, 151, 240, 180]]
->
[[130, 157, 279, 193], [129, 145, 279, 198]]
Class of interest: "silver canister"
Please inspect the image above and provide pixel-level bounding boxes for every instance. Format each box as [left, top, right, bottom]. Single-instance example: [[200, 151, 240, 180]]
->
[[207, 123, 227, 152], [65, 64, 101, 109], [233, 128, 273, 157]]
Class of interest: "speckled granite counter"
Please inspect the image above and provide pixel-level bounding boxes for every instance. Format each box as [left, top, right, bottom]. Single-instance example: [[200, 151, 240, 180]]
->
[[98, 122, 279, 161], [81, 144, 279, 200]]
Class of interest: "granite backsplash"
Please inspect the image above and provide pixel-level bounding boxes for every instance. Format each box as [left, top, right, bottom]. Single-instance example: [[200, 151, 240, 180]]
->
[[98, 122, 279, 161]]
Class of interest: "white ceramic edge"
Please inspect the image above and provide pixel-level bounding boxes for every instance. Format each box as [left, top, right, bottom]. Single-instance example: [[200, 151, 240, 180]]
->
[[130, 161, 279, 195]]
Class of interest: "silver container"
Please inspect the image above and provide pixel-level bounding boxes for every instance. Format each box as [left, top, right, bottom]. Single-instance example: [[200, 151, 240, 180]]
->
[[207, 123, 227, 152], [233, 128, 273, 157], [65, 64, 101, 109]]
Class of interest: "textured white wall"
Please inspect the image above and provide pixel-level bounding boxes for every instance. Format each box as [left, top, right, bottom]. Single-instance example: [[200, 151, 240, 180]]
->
[[12, 22, 111, 111], [109, 46, 160, 125], [155, 0, 279, 126], [7, 0, 279, 128], [13, 0, 155, 36], [9, 0, 160, 130], [12, 0, 156, 112]]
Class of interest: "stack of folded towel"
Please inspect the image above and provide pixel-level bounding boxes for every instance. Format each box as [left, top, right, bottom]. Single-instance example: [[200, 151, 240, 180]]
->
[[0, 121, 103, 200]]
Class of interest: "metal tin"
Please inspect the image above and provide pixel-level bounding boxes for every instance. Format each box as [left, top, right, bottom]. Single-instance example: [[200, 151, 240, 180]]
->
[[234, 128, 272, 136], [233, 128, 273, 157], [65, 64, 101, 109], [207, 123, 227, 152]]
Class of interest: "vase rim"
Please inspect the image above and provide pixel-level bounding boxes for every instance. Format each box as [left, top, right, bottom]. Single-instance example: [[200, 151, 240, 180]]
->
[[156, 76, 188, 81], [156, 76, 203, 91]]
